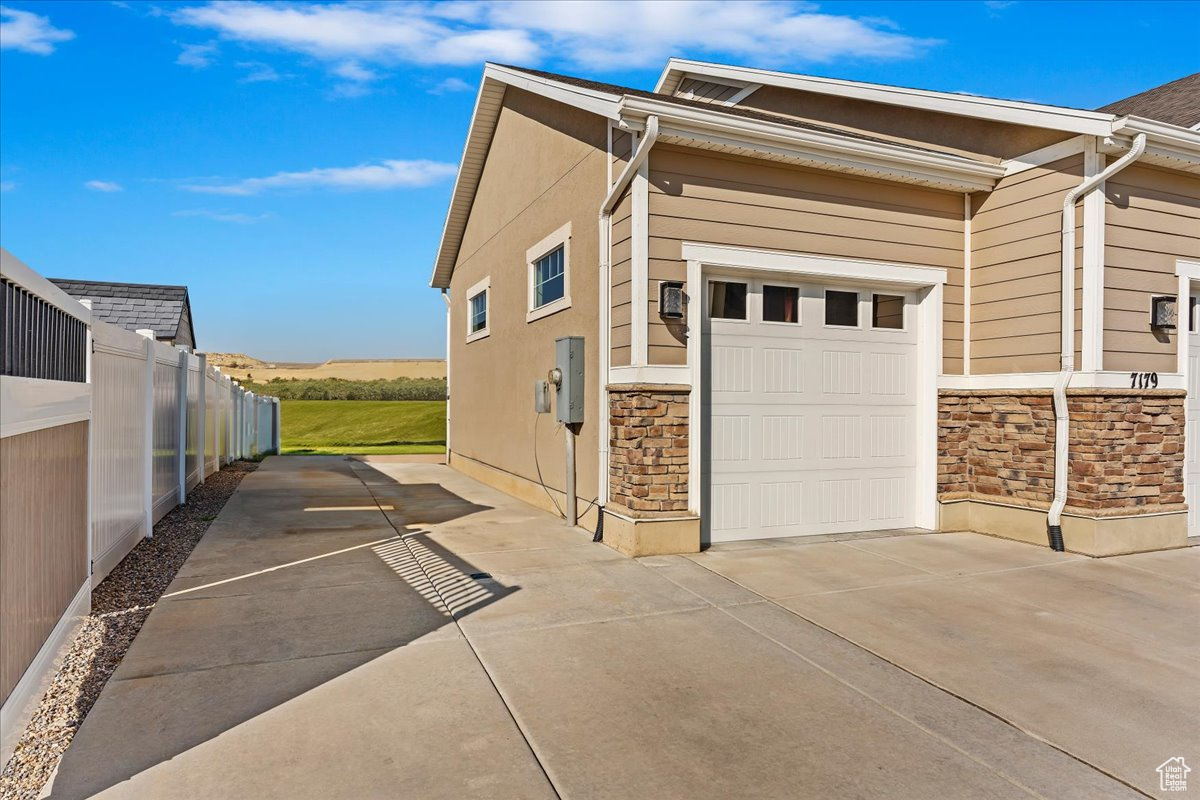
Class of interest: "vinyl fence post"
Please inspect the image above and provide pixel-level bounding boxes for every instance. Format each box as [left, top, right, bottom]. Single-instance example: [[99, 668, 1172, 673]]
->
[[197, 353, 207, 483], [138, 329, 156, 538], [176, 347, 188, 504], [81, 300, 95, 582], [273, 397, 281, 455]]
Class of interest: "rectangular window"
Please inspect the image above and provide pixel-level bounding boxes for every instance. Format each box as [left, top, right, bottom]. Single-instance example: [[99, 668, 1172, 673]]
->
[[824, 289, 859, 327], [763, 285, 799, 323], [469, 291, 487, 333], [534, 246, 566, 309], [709, 281, 747, 320], [466, 277, 489, 342], [872, 294, 904, 329]]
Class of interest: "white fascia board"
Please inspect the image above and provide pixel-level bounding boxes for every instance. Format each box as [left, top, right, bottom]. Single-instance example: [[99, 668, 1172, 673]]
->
[[0, 248, 92, 323], [622, 97, 1004, 192], [658, 59, 1117, 136], [485, 64, 623, 119], [681, 243, 949, 287], [1003, 136, 1087, 176], [939, 371, 1186, 390], [430, 65, 623, 290], [1109, 117, 1200, 172]]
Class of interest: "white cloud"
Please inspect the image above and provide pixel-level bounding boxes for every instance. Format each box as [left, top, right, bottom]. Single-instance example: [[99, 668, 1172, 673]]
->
[[0, 6, 75, 54], [173, 208, 273, 224], [332, 60, 377, 82], [236, 60, 282, 82], [180, 159, 457, 195], [85, 180, 123, 192], [172, 1, 934, 73], [177, 41, 218, 68], [0, 181, 15, 192], [430, 76, 474, 94]]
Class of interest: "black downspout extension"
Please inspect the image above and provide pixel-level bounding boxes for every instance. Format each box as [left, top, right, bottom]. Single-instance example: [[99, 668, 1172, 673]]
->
[[593, 505, 604, 543], [1047, 524, 1064, 552]]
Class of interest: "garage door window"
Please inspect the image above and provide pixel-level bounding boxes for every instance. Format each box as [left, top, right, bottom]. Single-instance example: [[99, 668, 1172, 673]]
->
[[824, 289, 859, 327], [763, 285, 799, 324], [872, 294, 905, 330], [709, 281, 747, 320]]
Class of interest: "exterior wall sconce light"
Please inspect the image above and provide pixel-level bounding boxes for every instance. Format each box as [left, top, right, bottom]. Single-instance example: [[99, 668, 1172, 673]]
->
[[1151, 296, 1177, 331], [659, 281, 686, 319]]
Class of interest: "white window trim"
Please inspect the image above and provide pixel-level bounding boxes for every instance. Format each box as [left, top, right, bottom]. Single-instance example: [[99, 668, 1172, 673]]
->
[[526, 222, 572, 323], [465, 276, 490, 343]]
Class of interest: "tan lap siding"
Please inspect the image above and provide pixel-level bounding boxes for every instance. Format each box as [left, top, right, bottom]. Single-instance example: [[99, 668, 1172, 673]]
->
[[610, 130, 634, 367], [1104, 164, 1200, 373], [449, 87, 605, 509], [647, 145, 965, 370], [970, 155, 1084, 374], [1, 422, 89, 705]]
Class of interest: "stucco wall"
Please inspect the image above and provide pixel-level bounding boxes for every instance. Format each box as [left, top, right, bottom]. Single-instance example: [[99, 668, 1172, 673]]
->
[[448, 87, 606, 514], [737, 85, 1071, 163]]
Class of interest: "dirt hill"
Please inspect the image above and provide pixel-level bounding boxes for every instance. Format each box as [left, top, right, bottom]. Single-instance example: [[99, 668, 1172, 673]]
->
[[209, 355, 446, 381]]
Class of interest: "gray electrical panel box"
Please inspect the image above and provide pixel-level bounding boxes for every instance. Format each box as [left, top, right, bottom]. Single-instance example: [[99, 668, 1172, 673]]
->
[[555, 336, 585, 424], [533, 379, 551, 413]]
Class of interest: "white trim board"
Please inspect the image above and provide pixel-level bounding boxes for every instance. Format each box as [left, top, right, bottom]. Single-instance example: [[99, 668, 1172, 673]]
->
[[939, 371, 1186, 391], [680, 243, 949, 287], [1003, 136, 1088, 177]]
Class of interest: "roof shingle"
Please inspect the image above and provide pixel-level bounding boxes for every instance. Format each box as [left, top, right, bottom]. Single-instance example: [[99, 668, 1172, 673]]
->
[[1096, 73, 1200, 128], [50, 278, 194, 345]]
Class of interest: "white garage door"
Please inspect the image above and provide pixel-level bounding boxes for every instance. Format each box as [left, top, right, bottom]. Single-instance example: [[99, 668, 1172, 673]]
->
[[702, 276, 919, 542]]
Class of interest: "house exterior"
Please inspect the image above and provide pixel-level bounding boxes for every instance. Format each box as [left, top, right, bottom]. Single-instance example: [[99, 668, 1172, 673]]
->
[[431, 61, 1200, 558], [50, 278, 197, 350]]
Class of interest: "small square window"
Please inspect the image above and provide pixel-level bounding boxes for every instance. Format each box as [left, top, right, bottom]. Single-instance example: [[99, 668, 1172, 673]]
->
[[825, 290, 858, 326], [469, 290, 487, 334], [763, 285, 799, 323], [533, 246, 565, 309], [872, 294, 904, 330], [709, 281, 747, 320]]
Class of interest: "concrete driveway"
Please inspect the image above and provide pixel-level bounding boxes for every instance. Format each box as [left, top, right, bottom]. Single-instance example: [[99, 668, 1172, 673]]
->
[[46, 456, 1196, 799]]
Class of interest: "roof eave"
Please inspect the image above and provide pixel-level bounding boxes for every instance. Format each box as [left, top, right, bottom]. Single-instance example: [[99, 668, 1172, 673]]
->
[[1107, 116, 1200, 174], [656, 59, 1118, 136], [620, 96, 1005, 193]]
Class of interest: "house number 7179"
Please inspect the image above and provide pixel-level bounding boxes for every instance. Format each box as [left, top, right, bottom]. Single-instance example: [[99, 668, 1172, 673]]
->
[[1130, 372, 1158, 389]]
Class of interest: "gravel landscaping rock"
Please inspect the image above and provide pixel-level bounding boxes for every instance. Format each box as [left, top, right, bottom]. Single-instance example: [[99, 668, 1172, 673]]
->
[[0, 461, 258, 800]]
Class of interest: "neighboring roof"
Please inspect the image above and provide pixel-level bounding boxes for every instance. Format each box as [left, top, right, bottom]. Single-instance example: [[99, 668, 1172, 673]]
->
[[49, 278, 195, 345], [1097, 73, 1200, 129]]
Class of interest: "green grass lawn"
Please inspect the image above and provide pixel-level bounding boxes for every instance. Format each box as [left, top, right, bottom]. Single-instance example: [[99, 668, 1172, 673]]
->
[[281, 400, 446, 455]]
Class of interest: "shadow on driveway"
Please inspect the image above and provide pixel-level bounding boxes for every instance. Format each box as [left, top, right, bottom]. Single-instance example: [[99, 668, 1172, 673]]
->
[[47, 457, 513, 800]]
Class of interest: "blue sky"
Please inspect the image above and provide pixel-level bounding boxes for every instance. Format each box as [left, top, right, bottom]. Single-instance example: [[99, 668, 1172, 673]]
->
[[1, 1, 1196, 360]]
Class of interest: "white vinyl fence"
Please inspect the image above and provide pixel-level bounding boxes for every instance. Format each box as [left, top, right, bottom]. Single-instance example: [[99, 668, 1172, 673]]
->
[[1, 249, 279, 762]]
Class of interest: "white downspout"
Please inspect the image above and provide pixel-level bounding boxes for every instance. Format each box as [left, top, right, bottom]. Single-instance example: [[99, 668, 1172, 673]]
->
[[442, 289, 451, 460], [596, 115, 660, 525], [1047, 132, 1146, 549]]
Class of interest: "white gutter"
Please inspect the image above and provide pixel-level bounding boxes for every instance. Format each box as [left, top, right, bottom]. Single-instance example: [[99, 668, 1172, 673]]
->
[[1047, 132, 1147, 549], [598, 116, 660, 514]]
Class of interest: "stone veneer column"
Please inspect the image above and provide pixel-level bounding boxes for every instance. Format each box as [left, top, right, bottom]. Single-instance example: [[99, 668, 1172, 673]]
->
[[938, 388, 1186, 555], [605, 384, 699, 556]]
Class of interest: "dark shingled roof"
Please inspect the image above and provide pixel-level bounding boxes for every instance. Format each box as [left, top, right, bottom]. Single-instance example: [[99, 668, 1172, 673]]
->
[[498, 65, 972, 158], [49, 278, 195, 346], [1097, 73, 1200, 128]]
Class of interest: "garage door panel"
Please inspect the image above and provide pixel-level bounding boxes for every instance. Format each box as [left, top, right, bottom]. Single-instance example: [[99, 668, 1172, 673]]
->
[[704, 275, 919, 542]]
